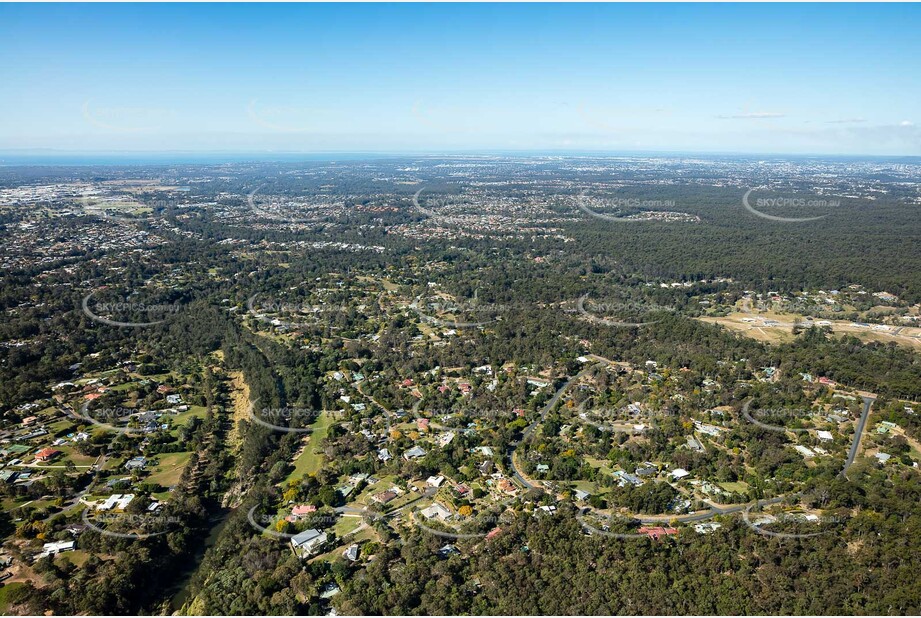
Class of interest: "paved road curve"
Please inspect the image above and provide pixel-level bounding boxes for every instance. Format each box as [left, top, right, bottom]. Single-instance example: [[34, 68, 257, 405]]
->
[[507, 361, 606, 490], [841, 395, 875, 478], [507, 355, 878, 530]]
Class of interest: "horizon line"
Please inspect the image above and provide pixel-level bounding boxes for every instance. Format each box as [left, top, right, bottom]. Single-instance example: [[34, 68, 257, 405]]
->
[[3, 148, 920, 164]]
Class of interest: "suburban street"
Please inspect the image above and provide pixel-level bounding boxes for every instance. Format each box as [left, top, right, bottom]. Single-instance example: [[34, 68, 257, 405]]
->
[[841, 395, 876, 477]]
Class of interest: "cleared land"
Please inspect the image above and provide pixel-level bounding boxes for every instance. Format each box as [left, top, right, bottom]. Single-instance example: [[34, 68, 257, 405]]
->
[[284, 411, 335, 482], [698, 311, 921, 350], [226, 370, 251, 453], [146, 451, 193, 487]]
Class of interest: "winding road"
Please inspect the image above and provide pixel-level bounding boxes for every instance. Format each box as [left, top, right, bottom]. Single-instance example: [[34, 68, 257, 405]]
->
[[505, 360, 607, 490], [505, 354, 877, 532]]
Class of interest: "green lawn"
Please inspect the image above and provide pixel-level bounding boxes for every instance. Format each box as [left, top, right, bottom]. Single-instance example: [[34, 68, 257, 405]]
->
[[170, 406, 208, 434], [0, 582, 27, 614], [719, 481, 750, 493], [49, 419, 78, 434], [333, 515, 363, 537], [584, 456, 615, 476], [146, 451, 193, 487], [56, 549, 90, 568], [109, 382, 141, 392], [569, 480, 599, 493], [52, 445, 97, 467], [351, 474, 396, 504], [284, 412, 334, 483]]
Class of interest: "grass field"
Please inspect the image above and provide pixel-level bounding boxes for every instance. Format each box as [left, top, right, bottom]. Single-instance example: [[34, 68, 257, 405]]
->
[[227, 371, 250, 453], [0, 582, 27, 614], [333, 515, 364, 537], [49, 418, 77, 434], [56, 549, 91, 568], [719, 481, 750, 494], [171, 406, 208, 429], [56, 445, 97, 467], [284, 411, 334, 482], [146, 451, 193, 487]]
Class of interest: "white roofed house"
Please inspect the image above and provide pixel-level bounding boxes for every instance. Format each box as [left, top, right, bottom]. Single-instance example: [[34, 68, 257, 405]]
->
[[96, 493, 135, 511], [36, 540, 75, 561], [794, 445, 816, 458], [419, 502, 452, 521], [404, 445, 427, 460], [291, 528, 329, 558], [436, 431, 456, 448], [343, 544, 359, 562]]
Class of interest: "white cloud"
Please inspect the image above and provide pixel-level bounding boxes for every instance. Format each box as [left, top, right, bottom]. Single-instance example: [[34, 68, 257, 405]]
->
[[900, 120, 914, 127]]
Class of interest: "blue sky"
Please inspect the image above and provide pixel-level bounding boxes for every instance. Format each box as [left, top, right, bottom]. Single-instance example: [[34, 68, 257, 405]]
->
[[1, 3, 919, 155]]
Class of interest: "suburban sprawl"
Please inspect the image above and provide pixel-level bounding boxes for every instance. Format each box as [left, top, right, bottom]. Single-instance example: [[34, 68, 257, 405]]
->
[[1, 154, 921, 615]]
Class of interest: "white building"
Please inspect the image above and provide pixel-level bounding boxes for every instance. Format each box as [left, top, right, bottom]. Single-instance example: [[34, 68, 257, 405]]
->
[[420, 503, 452, 521], [291, 529, 329, 557]]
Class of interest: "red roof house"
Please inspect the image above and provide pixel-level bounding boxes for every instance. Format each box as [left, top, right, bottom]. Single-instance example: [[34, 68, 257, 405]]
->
[[36, 448, 61, 462], [638, 526, 679, 540]]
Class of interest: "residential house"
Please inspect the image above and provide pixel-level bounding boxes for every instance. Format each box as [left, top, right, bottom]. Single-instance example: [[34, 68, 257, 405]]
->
[[372, 490, 398, 505], [419, 502, 451, 521], [638, 526, 678, 540], [404, 446, 427, 460], [289, 504, 317, 520], [96, 493, 135, 511], [124, 456, 147, 471], [794, 445, 816, 458], [291, 528, 328, 557], [343, 544, 359, 562], [35, 448, 61, 462]]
